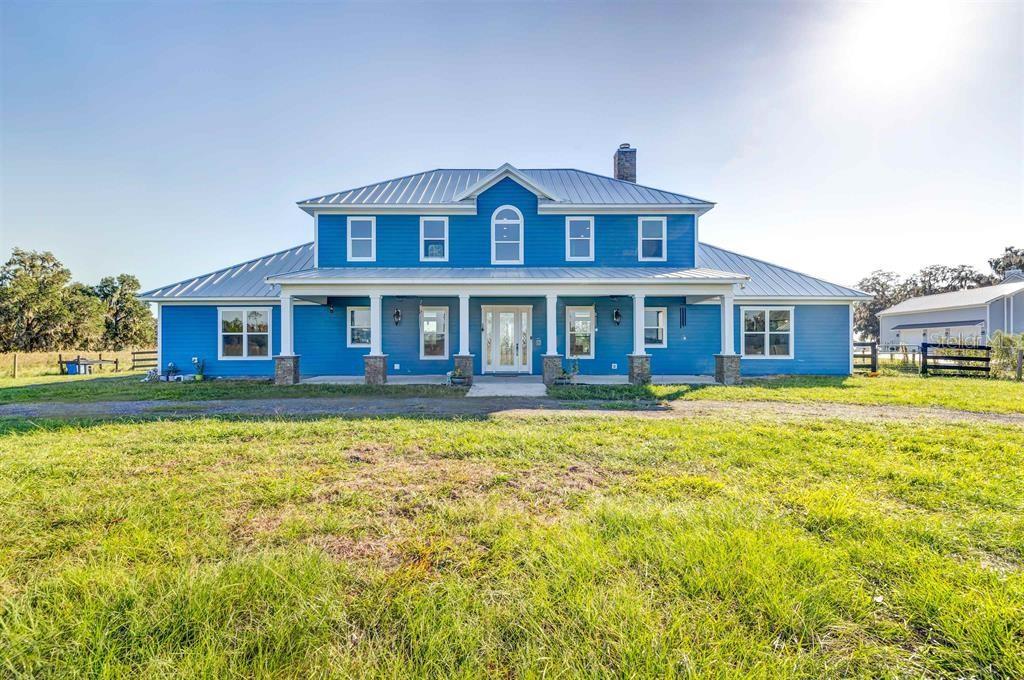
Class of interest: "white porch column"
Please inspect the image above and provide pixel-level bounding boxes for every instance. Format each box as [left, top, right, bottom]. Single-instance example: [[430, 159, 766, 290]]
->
[[280, 293, 294, 356], [458, 294, 470, 355], [632, 293, 647, 355], [369, 293, 383, 355], [545, 293, 558, 354], [720, 289, 736, 355]]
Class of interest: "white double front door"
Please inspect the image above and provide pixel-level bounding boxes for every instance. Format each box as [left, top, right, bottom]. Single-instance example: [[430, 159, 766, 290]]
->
[[482, 305, 532, 373]]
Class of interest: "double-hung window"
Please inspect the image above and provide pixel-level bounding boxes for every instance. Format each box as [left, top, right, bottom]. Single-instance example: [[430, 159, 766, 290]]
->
[[566, 306, 595, 359], [218, 308, 271, 360], [644, 307, 667, 348], [347, 216, 375, 261], [565, 216, 594, 261], [491, 205, 523, 264], [638, 216, 667, 261], [742, 307, 794, 358], [420, 217, 448, 262], [420, 306, 448, 359], [347, 307, 371, 347]]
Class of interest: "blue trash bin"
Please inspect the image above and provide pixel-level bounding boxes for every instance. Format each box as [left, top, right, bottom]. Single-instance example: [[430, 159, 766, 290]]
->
[[66, 362, 79, 375]]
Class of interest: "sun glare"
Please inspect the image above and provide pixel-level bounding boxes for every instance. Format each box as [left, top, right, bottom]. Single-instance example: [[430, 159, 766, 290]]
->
[[835, 0, 972, 95]]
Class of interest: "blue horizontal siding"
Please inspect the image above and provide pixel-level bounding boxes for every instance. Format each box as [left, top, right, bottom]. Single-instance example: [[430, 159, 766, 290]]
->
[[317, 178, 695, 269], [733, 304, 851, 376], [161, 305, 280, 377], [160, 301, 851, 378]]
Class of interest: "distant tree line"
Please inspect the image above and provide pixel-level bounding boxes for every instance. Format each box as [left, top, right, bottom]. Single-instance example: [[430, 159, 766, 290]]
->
[[855, 246, 1024, 340], [0, 248, 155, 352]]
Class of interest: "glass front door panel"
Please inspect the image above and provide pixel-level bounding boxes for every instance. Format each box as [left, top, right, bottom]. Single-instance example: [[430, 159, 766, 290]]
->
[[483, 307, 531, 373]]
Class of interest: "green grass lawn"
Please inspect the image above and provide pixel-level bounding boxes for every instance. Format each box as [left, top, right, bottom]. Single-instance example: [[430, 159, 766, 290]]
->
[[550, 374, 1024, 414], [1, 414, 1021, 677], [0, 375, 466, 404]]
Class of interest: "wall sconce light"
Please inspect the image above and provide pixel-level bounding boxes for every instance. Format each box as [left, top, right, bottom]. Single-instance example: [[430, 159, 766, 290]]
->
[[393, 308, 402, 325], [327, 304, 334, 314], [612, 308, 622, 325]]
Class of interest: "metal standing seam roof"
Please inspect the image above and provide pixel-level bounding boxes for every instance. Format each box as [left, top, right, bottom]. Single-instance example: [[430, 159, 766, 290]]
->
[[877, 281, 1024, 316], [140, 243, 314, 300], [697, 243, 869, 299], [266, 266, 747, 284], [298, 168, 712, 207], [140, 241, 866, 301]]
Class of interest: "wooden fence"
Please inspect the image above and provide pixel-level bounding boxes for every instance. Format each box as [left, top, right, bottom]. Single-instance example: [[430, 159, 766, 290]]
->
[[852, 341, 878, 372], [920, 342, 991, 377], [131, 350, 158, 371]]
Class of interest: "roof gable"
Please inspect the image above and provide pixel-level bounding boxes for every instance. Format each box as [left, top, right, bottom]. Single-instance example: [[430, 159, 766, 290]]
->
[[453, 163, 561, 202]]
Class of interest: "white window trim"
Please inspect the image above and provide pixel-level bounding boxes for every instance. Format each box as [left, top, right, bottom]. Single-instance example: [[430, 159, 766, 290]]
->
[[347, 216, 376, 262], [419, 216, 449, 263], [644, 306, 668, 349], [346, 306, 371, 348], [638, 216, 667, 262], [741, 306, 795, 359], [565, 305, 596, 359], [565, 216, 595, 262], [491, 205, 524, 265], [217, 307, 273, 361], [419, 305, 449, 360]]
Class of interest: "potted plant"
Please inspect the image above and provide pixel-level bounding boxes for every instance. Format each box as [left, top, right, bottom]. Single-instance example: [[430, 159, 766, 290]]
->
[[192, 357, 206, 381], [448, 365, 470, 386], [554, 359, 580, 385]]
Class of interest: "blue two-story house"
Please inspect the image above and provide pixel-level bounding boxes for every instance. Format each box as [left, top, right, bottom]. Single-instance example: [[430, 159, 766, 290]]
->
[[140, 144, 868, 386]]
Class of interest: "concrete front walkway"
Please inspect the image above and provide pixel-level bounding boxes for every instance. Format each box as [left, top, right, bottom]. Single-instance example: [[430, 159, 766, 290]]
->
[[467, 375, 547, 398]]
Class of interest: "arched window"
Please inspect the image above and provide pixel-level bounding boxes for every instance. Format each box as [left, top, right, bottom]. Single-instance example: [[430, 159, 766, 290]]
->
[[491, 205, 523, 264]]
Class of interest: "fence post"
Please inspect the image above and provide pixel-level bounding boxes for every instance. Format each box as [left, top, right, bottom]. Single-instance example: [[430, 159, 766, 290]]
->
[[12, 353, 17, 379], [920, 343, 928, 376], [870, 343, 878, 372], [1017, 349, 1023, 382]]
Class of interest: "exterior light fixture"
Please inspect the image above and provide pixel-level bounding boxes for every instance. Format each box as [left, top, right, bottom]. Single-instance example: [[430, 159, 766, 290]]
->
[[612, 308, 622, 325], [393, 308, 402, 325]]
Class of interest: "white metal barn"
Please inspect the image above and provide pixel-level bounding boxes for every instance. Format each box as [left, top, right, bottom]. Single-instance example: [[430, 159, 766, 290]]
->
[[877, 270, 1024, 348]]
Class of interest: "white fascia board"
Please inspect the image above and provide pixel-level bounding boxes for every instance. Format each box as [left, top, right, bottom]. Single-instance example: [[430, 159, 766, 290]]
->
[[696, 296, 870, 305], [138, 297, 323, 305], [538, 203, 714, 215], [453, 163, 561, 202], [269, 275, 747, 286], [299, 201, 716, 217]]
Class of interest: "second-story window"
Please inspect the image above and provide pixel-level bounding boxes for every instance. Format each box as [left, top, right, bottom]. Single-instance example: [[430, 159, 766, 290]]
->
[[491, 205, 523, 265], [638, 216, 667, 262], [420, 217, 448, 262], [565, 216, 594, 262], [347, 216, 375, 261]]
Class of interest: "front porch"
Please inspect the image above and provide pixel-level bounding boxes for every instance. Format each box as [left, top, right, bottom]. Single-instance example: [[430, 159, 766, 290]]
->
[[267, 273, 745, 388]]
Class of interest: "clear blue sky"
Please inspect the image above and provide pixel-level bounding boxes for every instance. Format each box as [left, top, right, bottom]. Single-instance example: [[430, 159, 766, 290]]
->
[[1, 0, 1020, 291]]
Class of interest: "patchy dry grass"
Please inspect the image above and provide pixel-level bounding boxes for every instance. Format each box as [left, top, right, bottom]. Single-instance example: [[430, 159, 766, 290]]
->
[[1, 414, 1022, 677]]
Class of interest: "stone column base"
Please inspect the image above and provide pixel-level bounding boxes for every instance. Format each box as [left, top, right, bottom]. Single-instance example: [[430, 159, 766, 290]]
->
[[364, 354, 388, 385], [453, 354, 474, 386], [628, 354, 651, 385], [542, 354, 563, 386], [274, 355, 300, 386], [714, 354, 741, 385]]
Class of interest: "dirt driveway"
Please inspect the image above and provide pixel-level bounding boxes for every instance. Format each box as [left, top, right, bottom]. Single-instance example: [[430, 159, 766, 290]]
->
[[2, 396, 1022, 426]]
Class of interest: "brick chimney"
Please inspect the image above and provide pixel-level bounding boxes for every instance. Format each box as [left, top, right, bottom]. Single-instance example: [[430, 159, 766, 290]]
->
[[613, 143, 636, 183]]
